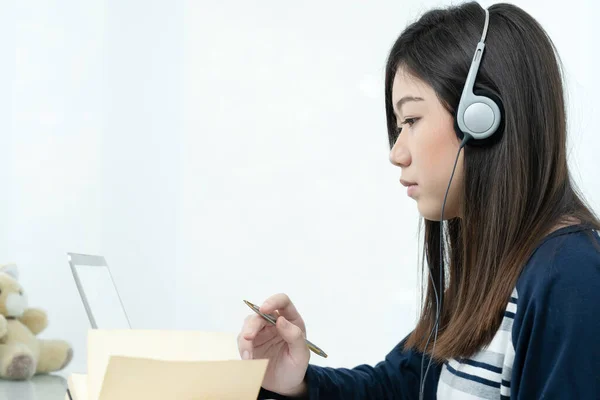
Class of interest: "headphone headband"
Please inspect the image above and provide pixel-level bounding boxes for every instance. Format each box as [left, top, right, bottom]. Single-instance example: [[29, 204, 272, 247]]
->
[[455, 8, 502, 141]]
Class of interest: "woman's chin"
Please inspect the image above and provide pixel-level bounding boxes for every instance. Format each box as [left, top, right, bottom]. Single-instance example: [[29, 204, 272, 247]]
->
[[416, 201, 436, 221], [417, 200, 458, 221]]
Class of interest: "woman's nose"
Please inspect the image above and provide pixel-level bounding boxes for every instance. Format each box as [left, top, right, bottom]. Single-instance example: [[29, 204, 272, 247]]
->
[[389, 136, 411, 167]]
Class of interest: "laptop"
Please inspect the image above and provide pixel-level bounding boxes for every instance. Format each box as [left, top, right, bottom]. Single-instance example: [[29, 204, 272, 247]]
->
[[67, 252, 132, 329]]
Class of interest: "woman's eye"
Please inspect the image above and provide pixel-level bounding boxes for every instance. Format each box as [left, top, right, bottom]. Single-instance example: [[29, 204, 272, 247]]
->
[[402, 117, 418, 126], [395, 117, 419, 137]]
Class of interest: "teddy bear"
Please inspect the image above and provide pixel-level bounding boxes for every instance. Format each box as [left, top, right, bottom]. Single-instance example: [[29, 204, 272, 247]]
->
[[0, 263, 73, 380]]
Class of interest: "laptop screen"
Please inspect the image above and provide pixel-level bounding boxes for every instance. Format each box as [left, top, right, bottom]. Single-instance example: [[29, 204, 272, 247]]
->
[[68, 253, 131, 330]]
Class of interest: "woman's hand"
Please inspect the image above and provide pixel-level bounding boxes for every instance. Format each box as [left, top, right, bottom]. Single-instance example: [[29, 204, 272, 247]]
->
[[237, 293, 310, 396]]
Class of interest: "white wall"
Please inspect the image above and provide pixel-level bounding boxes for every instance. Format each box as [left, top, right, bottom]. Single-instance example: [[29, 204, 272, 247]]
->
[[3, 0, 107, 375], [178, 1, 423, 369], [3, 0, 183, 375], [2, 0, 599, 376]]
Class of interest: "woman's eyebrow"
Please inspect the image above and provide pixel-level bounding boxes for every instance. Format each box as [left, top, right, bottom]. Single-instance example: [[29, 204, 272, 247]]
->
[[396, 96, 425, 113]]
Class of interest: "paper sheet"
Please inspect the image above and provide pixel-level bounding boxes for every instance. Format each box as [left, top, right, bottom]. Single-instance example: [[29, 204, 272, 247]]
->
[[67, 373, 88, 400], [98, 356, 269, 400], [87, 330, 241, 400]]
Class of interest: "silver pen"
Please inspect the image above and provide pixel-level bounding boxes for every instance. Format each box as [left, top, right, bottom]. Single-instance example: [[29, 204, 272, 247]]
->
[[243, 300, 328, 358]]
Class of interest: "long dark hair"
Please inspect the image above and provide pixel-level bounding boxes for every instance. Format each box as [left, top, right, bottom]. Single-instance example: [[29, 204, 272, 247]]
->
[[384, 2, 600, 360]]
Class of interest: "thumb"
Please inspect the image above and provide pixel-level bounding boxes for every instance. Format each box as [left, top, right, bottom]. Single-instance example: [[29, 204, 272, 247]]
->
[[276, 316, 307, 356]]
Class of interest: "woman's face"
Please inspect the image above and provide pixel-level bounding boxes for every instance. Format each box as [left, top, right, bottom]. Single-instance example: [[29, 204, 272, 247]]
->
[[389, 68, 465, 221]]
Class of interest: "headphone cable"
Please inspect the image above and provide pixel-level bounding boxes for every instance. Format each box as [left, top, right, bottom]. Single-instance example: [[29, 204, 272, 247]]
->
[[418, 133, 471, 400]]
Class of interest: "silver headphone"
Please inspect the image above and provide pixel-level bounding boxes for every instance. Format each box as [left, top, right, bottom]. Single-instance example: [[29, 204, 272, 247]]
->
[[455, 8, 502, 141]]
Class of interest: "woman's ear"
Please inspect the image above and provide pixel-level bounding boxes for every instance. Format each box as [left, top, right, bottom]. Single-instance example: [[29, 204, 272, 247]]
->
[[0, 263, 19, 280]]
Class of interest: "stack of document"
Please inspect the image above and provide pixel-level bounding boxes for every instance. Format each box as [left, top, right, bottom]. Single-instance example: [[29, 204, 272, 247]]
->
[[66, 330, 268, 400]]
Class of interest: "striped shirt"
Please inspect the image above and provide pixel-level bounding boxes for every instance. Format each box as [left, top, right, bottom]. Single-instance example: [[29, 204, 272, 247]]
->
[[258, 224, 600, 399], [436, 289, 517, 399]]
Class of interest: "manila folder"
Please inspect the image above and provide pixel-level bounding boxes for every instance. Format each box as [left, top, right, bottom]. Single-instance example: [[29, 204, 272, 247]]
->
[[67, 330, 268, 400], [99, 356, 268, 400]]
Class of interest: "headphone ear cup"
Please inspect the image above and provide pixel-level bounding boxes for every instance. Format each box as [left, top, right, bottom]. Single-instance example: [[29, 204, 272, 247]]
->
[[454, 89, 505, 147]]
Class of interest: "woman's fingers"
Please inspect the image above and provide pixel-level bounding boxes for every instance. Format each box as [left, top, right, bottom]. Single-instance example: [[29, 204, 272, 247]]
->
[[260, 293, 301, 321], [237, 314, 268, 359]]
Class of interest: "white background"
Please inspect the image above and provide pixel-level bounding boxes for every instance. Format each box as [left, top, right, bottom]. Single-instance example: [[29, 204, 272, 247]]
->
[[1, 0, 598, 377]]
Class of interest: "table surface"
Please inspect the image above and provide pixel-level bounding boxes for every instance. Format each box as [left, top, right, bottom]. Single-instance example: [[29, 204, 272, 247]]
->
[[0, 374, 68, 400]]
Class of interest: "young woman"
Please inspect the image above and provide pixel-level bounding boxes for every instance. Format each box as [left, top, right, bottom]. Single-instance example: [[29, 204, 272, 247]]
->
[[237, 2, 600, 399]]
